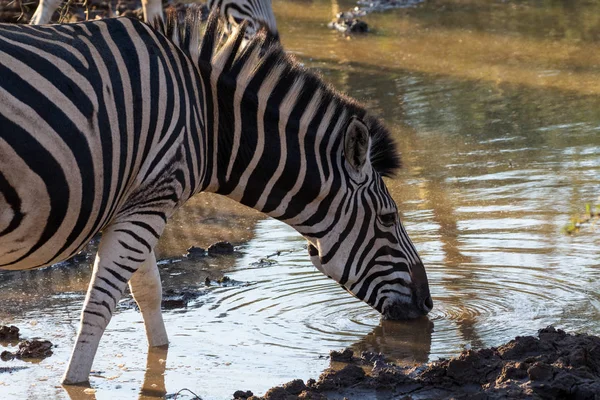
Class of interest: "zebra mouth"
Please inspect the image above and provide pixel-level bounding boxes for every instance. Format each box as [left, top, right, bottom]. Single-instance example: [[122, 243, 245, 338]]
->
[[381, 296, 432, 320]]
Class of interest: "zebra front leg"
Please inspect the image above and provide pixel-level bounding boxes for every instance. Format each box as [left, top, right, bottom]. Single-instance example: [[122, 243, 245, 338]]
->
[[129, 250, 168, 347], [141, 0, 163, 23], [30, 0, 63, 24], [62, 222, 162, 385]]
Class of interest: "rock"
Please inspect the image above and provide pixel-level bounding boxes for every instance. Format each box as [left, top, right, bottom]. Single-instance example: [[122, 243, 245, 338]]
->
[[327, 18, 369, 35], [1, 351, 14, 361], [297, 391, 327, 400], [2, 340, 54, 360], [497, 335, 540, 359], [161, 288, 201, 309], [496, 361, 528, 383], [185, 246, 206, 258], [361, 351, 385, 364], [282, 379, 306, 395], [233, 389, 253, 399], [207, 241, 234, 255], [329, 348, 353, 362], [316, 365, 365, 390], [527, 362, 553, 381], [263, 386, 296, 400], [15, 340, 53, 359], [0, 325, 20, 340]]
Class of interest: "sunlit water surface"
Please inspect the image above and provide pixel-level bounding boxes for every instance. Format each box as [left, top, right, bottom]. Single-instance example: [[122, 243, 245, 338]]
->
[[2, 0, 600, 398]]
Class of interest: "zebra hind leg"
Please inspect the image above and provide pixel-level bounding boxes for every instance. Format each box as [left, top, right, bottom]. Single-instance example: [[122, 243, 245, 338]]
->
[[62, 221, 164, 385], [129, 250, 168, 347]]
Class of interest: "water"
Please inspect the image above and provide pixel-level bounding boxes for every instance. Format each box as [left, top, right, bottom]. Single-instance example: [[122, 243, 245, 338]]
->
[[2, 0, 600, 398]]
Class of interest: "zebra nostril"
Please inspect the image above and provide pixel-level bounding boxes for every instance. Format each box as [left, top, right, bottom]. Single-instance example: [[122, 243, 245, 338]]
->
[[423, 295, 433, 311]]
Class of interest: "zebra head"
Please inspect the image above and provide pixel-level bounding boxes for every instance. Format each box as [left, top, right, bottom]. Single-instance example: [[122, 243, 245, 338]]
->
[[297, 114, 432, 320], [199, 14, 430, 320], [208, 0, 279, 41]]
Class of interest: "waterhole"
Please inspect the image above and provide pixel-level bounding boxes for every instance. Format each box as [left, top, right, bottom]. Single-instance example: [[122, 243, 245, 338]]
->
[[2, 0, 600, 398]]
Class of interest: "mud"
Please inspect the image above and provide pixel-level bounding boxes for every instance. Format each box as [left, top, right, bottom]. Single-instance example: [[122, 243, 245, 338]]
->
[[185, 240, 239, 258], [249, 327, 600, 400], [1, 339, 53, 360], [207, 241, 235, 255], [0, 325, 20, 341]]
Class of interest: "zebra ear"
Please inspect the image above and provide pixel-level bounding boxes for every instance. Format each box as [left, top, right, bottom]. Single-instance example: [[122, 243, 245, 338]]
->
[[344, 117, 370, 172]]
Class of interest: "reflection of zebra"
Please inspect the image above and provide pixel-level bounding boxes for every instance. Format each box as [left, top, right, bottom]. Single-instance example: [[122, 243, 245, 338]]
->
[[0, 9, 431, 385], [30, 0, 278, 40]]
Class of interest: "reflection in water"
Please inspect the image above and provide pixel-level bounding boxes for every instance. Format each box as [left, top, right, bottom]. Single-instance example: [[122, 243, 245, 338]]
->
[[61, 346, 168, 400], [139, 346, 169, 400], [2, 0, 600, 398], [352, 318, 434, 365]]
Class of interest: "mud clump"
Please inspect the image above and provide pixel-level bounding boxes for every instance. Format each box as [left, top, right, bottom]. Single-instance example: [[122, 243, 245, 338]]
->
[[327, 15, 369, 35], [185, 245, 206, 259], [417, 326, 600, 398], [314, 365, 366, 391], [1, 340, 53, 361], [260, 381, 325, 400], [0, 325, 20, 341], [329, 348, 353, 362], [207, 241, 235, 255], [233, 390, 254, 399], [161, 288, 202, 309], [251, 326, 600, 399]]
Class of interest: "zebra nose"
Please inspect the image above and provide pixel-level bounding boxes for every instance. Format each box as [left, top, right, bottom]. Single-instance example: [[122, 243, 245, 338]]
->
[[422, 295, 433, 312]]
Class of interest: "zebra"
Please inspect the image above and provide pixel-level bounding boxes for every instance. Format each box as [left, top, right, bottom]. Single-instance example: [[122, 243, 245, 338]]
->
[[30, 0, 279, 41], [0, 8, 432, 384]]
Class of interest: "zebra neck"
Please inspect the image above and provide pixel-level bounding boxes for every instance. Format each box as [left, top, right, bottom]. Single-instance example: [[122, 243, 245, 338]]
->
[[199, 71, 347, 226]]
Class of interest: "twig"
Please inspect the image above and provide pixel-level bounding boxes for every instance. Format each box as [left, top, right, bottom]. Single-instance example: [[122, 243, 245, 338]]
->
[[172, 388, 203, 400]]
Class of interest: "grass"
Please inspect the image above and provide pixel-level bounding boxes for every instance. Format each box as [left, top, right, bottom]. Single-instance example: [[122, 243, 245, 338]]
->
[[563, 202, 600, 235]]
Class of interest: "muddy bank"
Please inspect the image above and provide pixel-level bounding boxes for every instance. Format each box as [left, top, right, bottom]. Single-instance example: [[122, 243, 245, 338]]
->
[[245, 327, 600, 400], [0, 0, 137, 24], [0, 0, 203, 24]]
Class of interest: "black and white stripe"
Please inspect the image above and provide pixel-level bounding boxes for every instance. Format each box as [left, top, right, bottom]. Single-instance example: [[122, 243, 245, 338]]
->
[[0, 8, 430, 385]]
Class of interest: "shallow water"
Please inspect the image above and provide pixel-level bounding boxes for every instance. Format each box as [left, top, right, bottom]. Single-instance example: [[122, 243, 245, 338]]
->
[[2, 0, 600, 398]]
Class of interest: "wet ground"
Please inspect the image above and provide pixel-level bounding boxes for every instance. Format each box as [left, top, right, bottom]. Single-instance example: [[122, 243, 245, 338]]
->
[[2, 0, 600, 399]]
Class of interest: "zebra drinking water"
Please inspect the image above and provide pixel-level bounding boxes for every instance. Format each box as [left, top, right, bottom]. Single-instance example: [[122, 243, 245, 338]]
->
[[0, 9, 432, 384], [30, 0, 278, 41]]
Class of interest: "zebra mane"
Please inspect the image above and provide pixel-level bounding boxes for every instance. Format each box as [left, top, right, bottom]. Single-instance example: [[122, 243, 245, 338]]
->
[[152, 7, 401, 177]]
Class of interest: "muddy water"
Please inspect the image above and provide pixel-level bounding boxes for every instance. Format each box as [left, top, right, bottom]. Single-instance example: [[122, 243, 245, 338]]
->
[[2, 0, 600, 398]]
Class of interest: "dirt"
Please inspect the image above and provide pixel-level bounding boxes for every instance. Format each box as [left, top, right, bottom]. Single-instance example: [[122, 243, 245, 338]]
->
[[244, 326, 600, 400]]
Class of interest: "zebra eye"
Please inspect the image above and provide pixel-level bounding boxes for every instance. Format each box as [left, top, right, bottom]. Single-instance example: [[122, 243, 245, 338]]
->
[[379, 213, 397, 227]]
